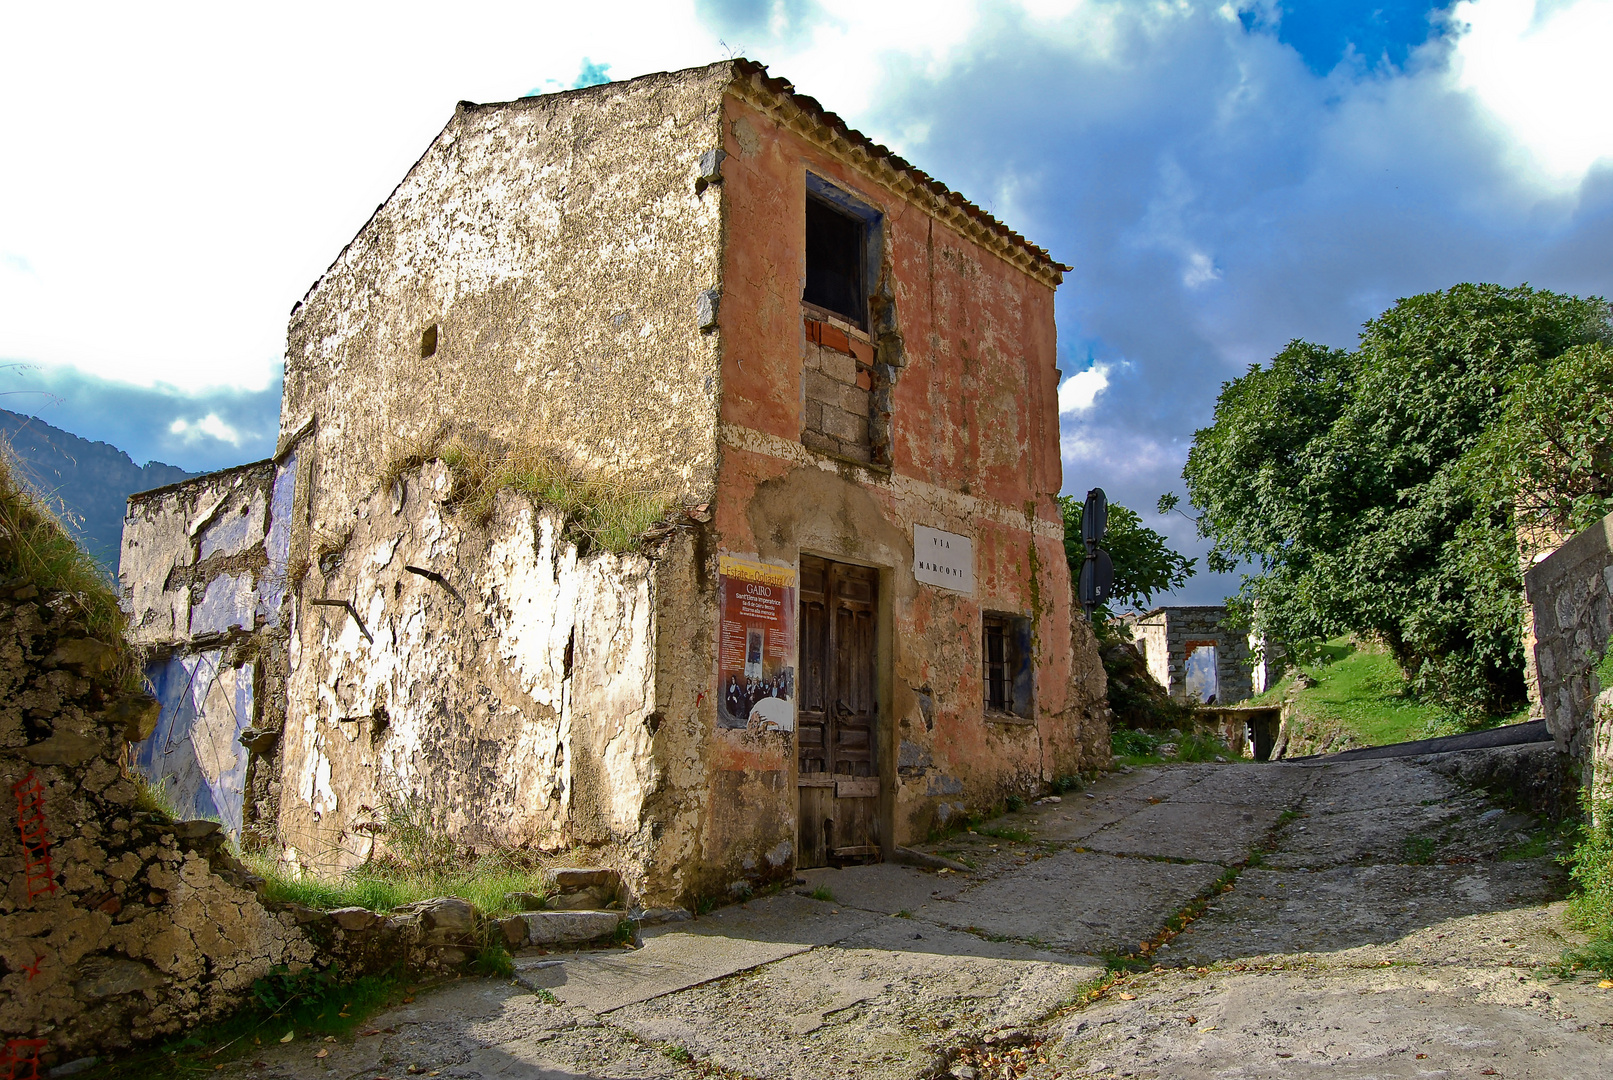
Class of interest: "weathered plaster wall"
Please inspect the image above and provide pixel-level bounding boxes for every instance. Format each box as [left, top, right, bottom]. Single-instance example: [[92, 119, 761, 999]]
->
[[0, 586, 318, 1063], [120, 456, 300, 849], [272, 64, 744, 905], [693, 87, 1106, 883], [280, 64, 731, 534], [278, 462, 666, 895], [1524, 510, 1613, 786]]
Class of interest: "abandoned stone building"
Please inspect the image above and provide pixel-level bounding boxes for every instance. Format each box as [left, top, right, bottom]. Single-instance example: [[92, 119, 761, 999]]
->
[[119, 59, 1110, 908], [1120, 606, 1252, 706]]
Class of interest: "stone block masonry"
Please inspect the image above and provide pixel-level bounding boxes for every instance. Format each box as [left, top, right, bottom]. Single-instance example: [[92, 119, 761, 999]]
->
[[0, 582, 318, 1062], [1525, 509, 1613, 802]]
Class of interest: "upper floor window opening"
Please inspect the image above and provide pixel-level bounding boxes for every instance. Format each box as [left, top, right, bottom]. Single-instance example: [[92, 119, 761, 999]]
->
[[803, 174, 881, 330]]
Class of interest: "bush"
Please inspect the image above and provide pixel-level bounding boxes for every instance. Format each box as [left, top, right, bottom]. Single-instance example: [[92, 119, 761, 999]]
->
[[1111, 728, 1160, 759], [1564, 801, 1613, 977], [1173, 732, 1224, 762]]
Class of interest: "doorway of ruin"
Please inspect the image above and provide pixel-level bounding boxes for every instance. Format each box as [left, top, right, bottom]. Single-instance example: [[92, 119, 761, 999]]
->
[[1184, 640, 1220, 704], [796, 555, 881, 868]]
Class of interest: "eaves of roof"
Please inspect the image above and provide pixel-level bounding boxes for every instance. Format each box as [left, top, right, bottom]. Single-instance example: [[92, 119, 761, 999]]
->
[[728, 59, 1071, 289]]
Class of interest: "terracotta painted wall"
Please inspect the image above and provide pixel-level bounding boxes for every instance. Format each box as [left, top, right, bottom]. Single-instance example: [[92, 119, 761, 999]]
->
[[694, 90, 1103, 887]]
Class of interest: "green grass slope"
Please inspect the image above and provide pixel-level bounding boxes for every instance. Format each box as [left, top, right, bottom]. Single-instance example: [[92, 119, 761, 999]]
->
[[1253, 637, 1528, 752]]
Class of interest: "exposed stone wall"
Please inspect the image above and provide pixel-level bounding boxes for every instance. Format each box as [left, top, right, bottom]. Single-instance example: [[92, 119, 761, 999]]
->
[[1524, 511, 1613, 790], [801, 315, 876, 464], [119, 452, 301, 850], [278, 461, 669, 899], [0, 587, 318, 1063], [1122, 607, 1253, 705]]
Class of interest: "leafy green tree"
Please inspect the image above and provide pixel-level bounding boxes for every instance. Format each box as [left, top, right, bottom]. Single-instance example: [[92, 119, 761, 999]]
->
[[1464, 341, 1613, 550], [1183, 284, 1612, 720], [1059, 496, 1195, 612]]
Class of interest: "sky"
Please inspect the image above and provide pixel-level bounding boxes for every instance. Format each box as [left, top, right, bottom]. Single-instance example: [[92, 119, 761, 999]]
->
[[4, 0, 1612, 606]]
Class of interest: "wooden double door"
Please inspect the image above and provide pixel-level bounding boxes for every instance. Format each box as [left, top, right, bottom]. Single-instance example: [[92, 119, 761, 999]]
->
[[797, 556, 881, 868]]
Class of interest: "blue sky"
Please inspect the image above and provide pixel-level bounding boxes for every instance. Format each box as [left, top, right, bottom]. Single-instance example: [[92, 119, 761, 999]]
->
[[4, 0, 1612, 604]]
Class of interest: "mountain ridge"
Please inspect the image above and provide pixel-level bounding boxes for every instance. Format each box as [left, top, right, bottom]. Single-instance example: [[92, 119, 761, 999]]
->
[[0, 408, 198, 574]]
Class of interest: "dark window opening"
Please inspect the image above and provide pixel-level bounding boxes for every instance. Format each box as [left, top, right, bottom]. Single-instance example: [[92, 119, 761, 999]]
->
[[983, 614, 1034, 718], [420, 324, 438, 358], [804, 196, 866, 327]]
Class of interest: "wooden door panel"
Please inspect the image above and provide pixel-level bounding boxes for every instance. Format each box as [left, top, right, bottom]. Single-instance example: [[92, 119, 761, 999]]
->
[[797, 556, 880, 868]]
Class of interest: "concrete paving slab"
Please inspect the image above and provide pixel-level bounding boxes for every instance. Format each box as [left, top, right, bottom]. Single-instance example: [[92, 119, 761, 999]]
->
[[1164, 859, 1568, 964], [1026, 797, 1152, 845], [1170, 761, 1317, 808], [796, 862, 967, 914], [1301, 757, 1467, 812], [839, 912, 1106, 969], [917, 849, 1226, 954], [1029, 962, 1613, 1080], [1119, 765, 1221, 803], [1265, 795, 1525, 869], [453, 1024, 694, 1079], [671, 891, 881, 945], [609, 944, 1093, 1080], [1083, 800, 1280, 864], [516, 931, 815, 1014]]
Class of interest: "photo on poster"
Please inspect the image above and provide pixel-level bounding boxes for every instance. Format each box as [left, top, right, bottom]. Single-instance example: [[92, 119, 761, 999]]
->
[[717, 555, 797, 732]]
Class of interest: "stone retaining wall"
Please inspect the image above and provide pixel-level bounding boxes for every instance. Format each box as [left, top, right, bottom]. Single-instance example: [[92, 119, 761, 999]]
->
[[0, 585, 317, 1064], [1523, 510, 1613, 796]]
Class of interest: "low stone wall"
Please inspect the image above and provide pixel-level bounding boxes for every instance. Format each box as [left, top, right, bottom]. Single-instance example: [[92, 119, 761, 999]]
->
[[1523, 509, 1613, 794], [0, 586, 317, 1063], [1419, 740, 1578, 823]]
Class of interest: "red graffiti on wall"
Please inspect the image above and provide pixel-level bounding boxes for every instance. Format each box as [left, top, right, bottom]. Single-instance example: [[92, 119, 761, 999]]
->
[[1, 1039, 47, 1080], [12, 773, 57, 901]]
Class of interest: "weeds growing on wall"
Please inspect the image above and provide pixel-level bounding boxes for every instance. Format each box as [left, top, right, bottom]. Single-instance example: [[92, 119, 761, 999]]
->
[[0, 446, 132, 650], [378, 437, 675, 555], [131, 772, 182, 821]]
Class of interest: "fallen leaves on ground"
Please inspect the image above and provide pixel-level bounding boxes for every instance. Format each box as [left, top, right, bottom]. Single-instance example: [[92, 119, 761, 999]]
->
[[951, 1039, 1048, 1079]]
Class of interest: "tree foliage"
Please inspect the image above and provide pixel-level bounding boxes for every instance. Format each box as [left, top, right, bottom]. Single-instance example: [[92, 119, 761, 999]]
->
[[1183, 283, 1613, 721], [1059, 496, 1195, 612], [1463, 341, 1613, 554]]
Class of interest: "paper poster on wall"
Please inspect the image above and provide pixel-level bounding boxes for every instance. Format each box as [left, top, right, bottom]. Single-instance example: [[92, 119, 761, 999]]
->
[[717, 555, 797, 732]]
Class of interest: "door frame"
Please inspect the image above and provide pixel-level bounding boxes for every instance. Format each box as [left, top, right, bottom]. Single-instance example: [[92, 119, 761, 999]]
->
[[795, 548, 894, 864]]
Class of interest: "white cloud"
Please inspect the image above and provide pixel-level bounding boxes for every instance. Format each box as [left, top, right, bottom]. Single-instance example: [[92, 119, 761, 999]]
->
[[169, 414, 243, 446], [1058, 364, 1111, 414], [1452, 0, 1613, 189], [4, 0, 1610, 408]]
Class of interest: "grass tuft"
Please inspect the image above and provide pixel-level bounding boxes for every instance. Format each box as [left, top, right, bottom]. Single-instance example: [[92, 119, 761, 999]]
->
[[85, 966, 404, 1080], [245, 794, 556, 916], [0, 446, 138, 687], [1562, 799, 1613, 978], [808, 885, 835, 902], [1253, 636, 1527, 749], [472, 943, 515, 978], [386, 440, 678, 555]]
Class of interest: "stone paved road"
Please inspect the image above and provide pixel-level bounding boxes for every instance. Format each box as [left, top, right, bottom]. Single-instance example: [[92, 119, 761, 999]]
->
[[218, 750, 1613, 1080]]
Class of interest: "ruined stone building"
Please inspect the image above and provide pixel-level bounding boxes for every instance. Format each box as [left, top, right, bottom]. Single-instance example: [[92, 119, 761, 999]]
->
[[119, 60, 1109, 907], [1121, 606, 1252, 706]]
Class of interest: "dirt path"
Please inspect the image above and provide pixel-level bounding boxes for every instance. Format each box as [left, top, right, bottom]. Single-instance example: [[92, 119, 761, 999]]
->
[[220, 752, 1612, 1080]]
